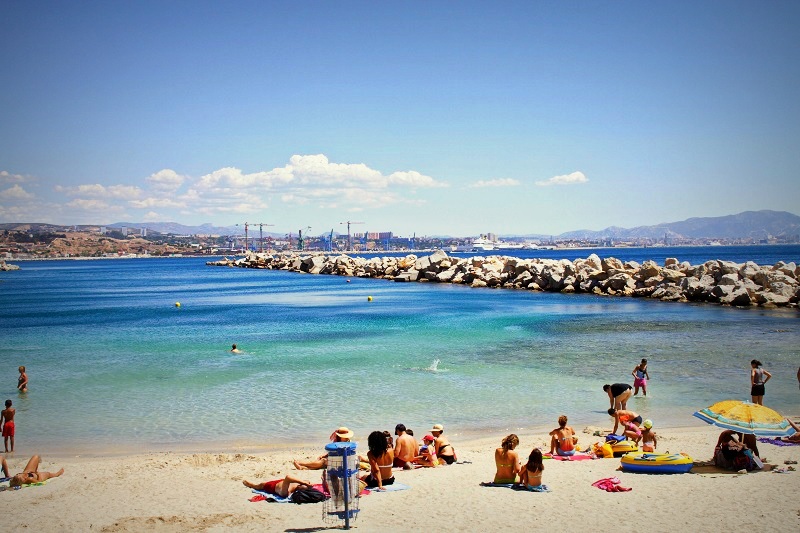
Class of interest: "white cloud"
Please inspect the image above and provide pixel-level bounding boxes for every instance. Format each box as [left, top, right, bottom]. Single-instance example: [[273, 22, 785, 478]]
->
[[56, 183, 143, 199], [0, 184, 35, 201], [128, 196, 186, 209], [535, 171, 588, 187], [142, 211, 162, 222], [0, 171, 31, 184], [468, 178, 521, 188], [146, 169, 186, 192]]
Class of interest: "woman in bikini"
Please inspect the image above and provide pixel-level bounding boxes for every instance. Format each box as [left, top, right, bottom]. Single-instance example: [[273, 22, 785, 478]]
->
[[518, 448, 545, 490], [430, 423, 456, 465], [548, 415, 577, 457], [6, 455, 64, 488], [492, 434, 520, 484], [361, 430, 395, 490], [632, 359, 649, 396]]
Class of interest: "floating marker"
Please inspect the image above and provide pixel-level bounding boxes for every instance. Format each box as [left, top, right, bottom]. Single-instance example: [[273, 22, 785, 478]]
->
[[175, 302, 181, 308], [367, 296, 373, 302]]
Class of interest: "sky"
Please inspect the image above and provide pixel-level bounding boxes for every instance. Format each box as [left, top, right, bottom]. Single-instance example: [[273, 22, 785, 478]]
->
[[1, 0, 799, 237]]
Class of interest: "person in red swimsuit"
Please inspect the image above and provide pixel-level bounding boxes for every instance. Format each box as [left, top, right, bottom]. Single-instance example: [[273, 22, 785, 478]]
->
[[242, 474, 314, 498], [1, 400, 15, 453]]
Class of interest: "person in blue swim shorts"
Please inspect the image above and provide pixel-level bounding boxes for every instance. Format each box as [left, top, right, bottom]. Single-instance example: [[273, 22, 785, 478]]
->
[[548, 415, 578, 456]]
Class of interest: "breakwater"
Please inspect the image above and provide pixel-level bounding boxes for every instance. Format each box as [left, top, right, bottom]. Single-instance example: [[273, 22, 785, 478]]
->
[[207, 250, 799, 308]]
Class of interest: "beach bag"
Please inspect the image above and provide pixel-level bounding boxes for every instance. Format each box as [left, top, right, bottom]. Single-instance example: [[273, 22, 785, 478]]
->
[[290, 488, 327, 504], [605, 434, 625, 443]]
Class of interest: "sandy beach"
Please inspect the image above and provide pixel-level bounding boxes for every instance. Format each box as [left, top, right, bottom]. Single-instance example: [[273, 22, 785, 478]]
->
[[3, 420, 799, 532]]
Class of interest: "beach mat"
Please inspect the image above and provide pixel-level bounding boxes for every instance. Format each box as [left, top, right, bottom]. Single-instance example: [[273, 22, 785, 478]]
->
[[250, 483, 327, 503], [545, 453, 594, 461], [479, 482, 550, 492], [691, 464, 776, 476], [363, 482, 410, 493], [758, 437, 800, 447]]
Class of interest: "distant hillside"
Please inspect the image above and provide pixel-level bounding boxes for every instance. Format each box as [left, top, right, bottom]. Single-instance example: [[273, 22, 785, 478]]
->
[[553, 210, 800, 240]]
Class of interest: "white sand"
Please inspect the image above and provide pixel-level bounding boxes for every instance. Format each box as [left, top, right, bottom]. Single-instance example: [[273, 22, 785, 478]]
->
[[3, 422, 799, 532]]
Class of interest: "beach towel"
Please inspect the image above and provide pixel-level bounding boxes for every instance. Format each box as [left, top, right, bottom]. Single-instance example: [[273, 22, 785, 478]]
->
[[479, 482, 551, 492], [591, 477, 631, 492], [758, 437, 800, 447], [545, 453, 594, 461], [250, 483, 328, 503], [363, 482, 410, 493]]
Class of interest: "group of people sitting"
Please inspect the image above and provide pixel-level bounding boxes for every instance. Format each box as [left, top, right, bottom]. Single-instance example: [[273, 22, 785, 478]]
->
[[244, 423, 458, 496]]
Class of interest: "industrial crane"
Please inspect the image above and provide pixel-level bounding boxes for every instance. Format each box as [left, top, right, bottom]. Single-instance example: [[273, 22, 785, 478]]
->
[[339, 221, 364, 251]]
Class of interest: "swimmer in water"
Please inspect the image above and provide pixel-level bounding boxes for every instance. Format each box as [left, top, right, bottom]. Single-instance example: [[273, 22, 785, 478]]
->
[[230, 344, 242, 354]]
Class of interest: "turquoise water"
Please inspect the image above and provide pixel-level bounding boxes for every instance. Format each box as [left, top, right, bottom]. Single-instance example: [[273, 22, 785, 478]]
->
[[1, 251, 799, 454]]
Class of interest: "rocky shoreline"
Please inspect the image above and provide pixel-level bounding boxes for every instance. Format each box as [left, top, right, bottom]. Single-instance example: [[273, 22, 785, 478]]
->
[[207, 251, 799, 309]]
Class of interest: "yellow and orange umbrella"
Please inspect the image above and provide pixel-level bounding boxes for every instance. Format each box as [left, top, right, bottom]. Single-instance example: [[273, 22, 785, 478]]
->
[[693, 400, 794, 437]]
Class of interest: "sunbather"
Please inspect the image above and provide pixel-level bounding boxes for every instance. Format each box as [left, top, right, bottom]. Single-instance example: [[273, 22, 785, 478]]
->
[[242, 474, 314, 498], [5, 455, 64, 488]]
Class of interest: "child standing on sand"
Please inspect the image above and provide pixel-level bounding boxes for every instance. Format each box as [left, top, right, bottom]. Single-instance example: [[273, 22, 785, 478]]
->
[[641, 420, 657, 452], [1, 399, 16, 452]]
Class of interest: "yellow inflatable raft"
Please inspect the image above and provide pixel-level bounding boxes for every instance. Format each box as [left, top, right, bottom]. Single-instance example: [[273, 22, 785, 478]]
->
[[620, 452, 693, 474]]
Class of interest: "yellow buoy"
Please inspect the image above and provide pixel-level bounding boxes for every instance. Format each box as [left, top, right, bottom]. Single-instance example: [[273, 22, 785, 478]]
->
[[175, 302, 181, 308], [367, 296, 373, 302]]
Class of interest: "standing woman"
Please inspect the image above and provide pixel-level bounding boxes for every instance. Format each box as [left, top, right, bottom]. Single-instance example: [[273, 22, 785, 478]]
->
[[750, 359, 771, 405], [631, 359, 650, 396]]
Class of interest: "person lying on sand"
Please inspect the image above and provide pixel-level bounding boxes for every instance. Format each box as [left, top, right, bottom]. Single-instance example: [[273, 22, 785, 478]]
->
[[243, 474, 313, 498], [3, 455, 64, 488], [780, 420, 800, 443]]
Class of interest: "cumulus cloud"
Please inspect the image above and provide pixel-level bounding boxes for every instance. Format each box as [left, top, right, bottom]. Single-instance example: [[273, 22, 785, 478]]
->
[[535, 171, 588, 187], [5, 154, 444, 222], [468, 178, 521, 188], [146, 169, 186, 192], [56, 183, 143, 199], [0, 184, 35, 201], [128, 197, 186, 209], [0, 171, 30, 183]]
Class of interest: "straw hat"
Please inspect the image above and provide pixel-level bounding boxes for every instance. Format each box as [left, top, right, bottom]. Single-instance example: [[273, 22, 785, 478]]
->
[[331, 427, 354, 440], [431, 424, 444, 433]]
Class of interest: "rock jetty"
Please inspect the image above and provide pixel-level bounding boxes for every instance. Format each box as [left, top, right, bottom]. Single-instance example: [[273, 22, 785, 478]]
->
[[0, 261, 20, 271], [207, 251, 799, 309]]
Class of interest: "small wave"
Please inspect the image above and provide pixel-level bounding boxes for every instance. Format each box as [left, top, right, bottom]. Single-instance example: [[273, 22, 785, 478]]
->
[[407, 359, 447, 373]]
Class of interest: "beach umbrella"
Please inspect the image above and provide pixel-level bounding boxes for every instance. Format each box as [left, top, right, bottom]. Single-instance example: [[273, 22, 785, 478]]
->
[[693, 400, 794, 437]]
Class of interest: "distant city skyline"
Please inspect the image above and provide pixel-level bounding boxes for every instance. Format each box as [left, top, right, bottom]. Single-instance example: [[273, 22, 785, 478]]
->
[[1, 1, 799, 236]]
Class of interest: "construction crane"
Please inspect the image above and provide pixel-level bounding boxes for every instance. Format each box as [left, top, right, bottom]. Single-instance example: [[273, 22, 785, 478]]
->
[[235, 222, 249, 253], [298, 226, 311, 251], [255, 222, 275, 252], [339, 221, 364, 251]]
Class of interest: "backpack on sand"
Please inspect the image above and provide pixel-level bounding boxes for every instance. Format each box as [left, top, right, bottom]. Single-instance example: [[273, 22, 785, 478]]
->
[[290, 488, 327, 504]]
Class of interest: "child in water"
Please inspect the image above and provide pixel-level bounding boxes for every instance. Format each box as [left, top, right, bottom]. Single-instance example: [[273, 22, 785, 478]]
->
[[641, 420, 657, 452]]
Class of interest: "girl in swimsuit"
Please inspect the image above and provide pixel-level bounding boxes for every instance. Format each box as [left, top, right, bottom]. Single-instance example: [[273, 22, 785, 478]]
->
[[430, 424, 456, 465], [361, 430, 395, 490], [519, 448, 544, 490], [632, 359, 649, 396], [548, 415, 577, 456], [492, 434, 520, 484]]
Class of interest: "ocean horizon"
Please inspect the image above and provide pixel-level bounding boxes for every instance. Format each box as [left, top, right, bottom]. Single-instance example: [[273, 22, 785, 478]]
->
[[1, 245, 798, 455]]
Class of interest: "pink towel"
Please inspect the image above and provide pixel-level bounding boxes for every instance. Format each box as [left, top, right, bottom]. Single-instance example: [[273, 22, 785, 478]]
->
[[591, 477, 632, 492]]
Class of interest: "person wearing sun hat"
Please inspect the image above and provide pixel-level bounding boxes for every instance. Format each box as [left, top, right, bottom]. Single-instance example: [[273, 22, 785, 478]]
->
[[430, 423, 457, 464], [641, 420, 657, 452], [293, 427, 354, 470]]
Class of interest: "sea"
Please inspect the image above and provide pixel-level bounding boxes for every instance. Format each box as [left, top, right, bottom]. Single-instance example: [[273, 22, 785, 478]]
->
[[1, 244, 799, 455]]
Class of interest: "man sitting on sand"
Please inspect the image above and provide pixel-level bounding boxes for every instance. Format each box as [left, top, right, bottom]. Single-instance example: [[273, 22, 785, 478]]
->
[[549, 415, 578, 457], [393, 424, 418, 469], [243, 474, 314, 498], [3, 455, 64, 488], [609, 408, 643, 443]]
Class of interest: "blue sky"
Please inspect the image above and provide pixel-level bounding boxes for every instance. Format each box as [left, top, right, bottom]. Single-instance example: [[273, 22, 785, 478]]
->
[[1, 1, 798, 237]]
